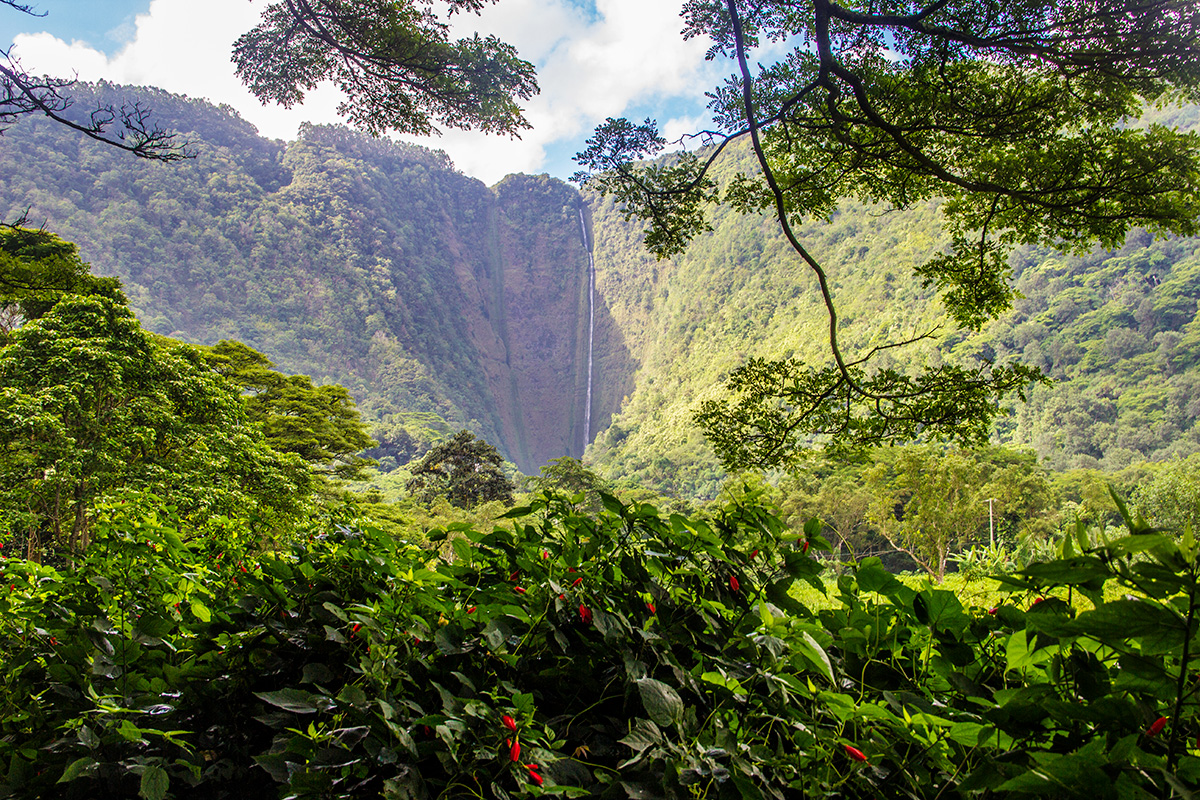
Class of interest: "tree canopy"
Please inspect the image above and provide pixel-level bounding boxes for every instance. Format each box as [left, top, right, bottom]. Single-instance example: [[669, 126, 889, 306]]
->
[[406, 430, 515, 508], [2, 0, 537, 160], [575, 0, 1200, 466], [200, 339, 377, 482], [233, 0, 538, 137]]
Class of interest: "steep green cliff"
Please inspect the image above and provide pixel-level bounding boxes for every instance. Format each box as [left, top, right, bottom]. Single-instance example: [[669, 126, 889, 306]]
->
[[3, 85, 1199, 493], [0, 85, 616, 475]]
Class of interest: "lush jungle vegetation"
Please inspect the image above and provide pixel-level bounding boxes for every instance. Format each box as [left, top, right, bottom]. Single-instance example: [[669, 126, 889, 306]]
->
[[2, 224, 1200, 799], [4, 0, 1200, 797]]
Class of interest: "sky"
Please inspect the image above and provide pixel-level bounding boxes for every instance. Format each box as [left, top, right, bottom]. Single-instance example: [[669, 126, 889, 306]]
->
[[0, 0, 726, 185]]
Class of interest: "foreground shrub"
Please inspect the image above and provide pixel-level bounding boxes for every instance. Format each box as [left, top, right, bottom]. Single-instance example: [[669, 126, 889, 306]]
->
[[0, 488, 1197, 798]]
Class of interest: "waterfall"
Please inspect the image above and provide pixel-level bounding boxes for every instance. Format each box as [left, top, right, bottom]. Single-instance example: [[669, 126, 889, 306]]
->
[[578, 208, 595, 447]]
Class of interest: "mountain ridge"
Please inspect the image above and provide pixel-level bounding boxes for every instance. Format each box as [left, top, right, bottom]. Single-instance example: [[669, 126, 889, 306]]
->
[[3, 84, 1198, 494]]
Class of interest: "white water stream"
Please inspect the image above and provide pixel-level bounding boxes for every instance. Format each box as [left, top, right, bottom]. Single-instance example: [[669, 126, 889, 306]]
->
[[578, 208, 595, 446]]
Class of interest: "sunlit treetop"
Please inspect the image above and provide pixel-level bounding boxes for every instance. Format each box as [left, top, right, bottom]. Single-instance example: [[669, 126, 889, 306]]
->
[[233, 0, 540, 137]]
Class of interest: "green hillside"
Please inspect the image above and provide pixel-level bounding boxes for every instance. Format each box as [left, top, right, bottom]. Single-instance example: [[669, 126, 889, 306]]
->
[[0, 84, 604, 475], [3, 84, 1199, 496]]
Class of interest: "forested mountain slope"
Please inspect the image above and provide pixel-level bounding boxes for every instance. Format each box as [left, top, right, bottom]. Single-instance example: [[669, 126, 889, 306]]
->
[[589, 161, 1200, 495], [0, 84, 623, 475], [3, 85, 1198, 493]]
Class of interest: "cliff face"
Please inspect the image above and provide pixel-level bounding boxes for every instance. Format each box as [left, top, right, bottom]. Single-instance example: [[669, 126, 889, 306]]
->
[[9, 86, 1197, 488], [0, 87, 634, 475]]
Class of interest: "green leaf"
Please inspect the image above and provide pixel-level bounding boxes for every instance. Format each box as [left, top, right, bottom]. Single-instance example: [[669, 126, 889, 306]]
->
[[795, 631, 835, 684], [619, 718, 662, 753], [254, 688, 322, 714], [57, 757, 97, 783], [636, 678, 683, 728], [189, 600, 211, 623], [498, 505, 532, 519], [139, 765, 169, 800]]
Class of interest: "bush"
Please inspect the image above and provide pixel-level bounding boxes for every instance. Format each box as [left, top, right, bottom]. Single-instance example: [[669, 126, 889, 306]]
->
[[1, 488, 1197, 798]]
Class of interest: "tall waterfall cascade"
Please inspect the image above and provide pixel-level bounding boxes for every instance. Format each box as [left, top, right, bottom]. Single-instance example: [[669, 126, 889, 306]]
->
[[578, 208, 596, 447]]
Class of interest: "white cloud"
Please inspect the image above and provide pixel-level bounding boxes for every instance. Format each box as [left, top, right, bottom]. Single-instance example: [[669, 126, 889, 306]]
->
[[10, 0, 720, 184]]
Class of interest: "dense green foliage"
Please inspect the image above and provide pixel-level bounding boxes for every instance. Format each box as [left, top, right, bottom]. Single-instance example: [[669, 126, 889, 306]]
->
[[578, 0, 1200, 466], [201, 340, 377, 482], [406, 430, 516, 509], [233, 0, 538, 138], [2, 487, 1199, 798], [0, 89, 597, 475], [0, 231, 311, 559], [586, 153, 1200, 498]]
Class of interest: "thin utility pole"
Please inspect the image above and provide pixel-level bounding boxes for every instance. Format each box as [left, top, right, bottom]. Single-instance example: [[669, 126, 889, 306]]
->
[[986, 498, 996, 547]]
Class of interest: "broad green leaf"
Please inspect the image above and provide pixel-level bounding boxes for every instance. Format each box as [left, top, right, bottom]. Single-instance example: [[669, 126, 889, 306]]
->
[[57, 757, 97, 783], [139, 765, 169, 800], [254, 688, 322, 714], [619, 718, 662, 753], [189, 600, 210, 623], [636, 678, 683, 728], [795, 631, 835, 684]]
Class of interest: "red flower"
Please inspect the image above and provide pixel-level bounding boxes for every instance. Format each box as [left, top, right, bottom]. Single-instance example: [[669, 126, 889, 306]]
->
[[1030, 597, 1045, 609], [729, 575, 740, 593], [502, 715, 517, 732], [843, 744, 868, 763], [467, 606, 477, 614], [750, 549, 758, 560], [579, 603, 593, 624], [527, 767, 543, 786], [542, 550, 550, 560], [509, 570, 520, 581], [571, 577, 583, 587], [802, 541, 810, 554], [1146, 716, 1168, 737], [568, 567, 577, 573], [646, 602, 656, 614], [514, 586, 527, 594], [351, 623, 362, 636], [987, 607, 998, 615], [508, 738, 521, 762]]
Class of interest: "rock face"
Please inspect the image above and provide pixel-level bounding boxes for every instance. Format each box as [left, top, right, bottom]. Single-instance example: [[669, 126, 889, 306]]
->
[[0, 88, 634, 474]]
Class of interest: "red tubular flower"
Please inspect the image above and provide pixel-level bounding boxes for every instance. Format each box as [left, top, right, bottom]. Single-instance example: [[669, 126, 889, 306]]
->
[[542, 550, 550, 560], [467, 606, 477, 614], [802, 541, 810, 554], [571, 576, 583, 587], [987, 607, 998, 615], [579, 603, 593, 624], [502, 715, 517, 732], [508, 738, 521, 762], [843, 744, 868, 763], [514, 586, 527, 595], [568, 567, 577, 573], [750, 549, 758, 560], [509, 570, 520, 581], [527, 767, 543, 786], [729, 575, 740, 593], [351, 623, 361, 635], [646, 602, 656, 614], [1146, 716, 1168, 737]]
